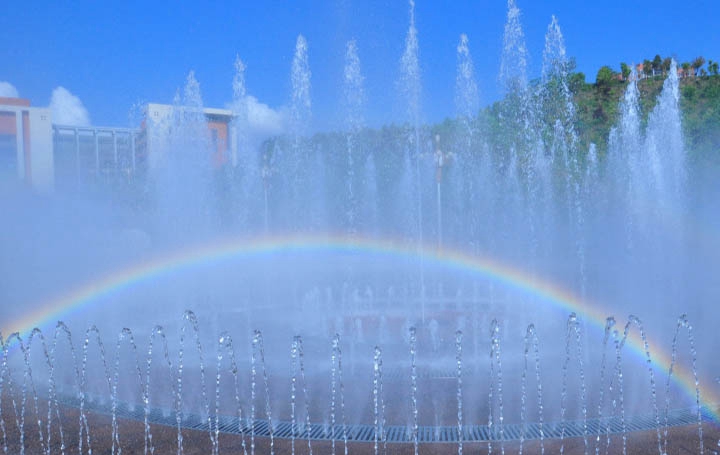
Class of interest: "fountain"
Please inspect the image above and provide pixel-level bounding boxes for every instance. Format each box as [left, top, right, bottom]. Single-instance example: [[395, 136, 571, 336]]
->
[[1, 0, 719, 454]]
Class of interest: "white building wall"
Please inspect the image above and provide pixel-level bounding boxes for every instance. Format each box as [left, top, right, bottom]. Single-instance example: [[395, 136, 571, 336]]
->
[[0, 104, 54, 192], [145, 103, 174, 171], [28, 108, 53, 192]]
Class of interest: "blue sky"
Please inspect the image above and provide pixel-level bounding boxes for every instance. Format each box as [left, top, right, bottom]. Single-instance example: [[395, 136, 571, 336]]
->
[[1, 0, 718, 131]]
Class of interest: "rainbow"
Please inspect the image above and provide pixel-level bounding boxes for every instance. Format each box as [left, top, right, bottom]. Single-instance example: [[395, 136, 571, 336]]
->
[[3, 233, 718, 419]]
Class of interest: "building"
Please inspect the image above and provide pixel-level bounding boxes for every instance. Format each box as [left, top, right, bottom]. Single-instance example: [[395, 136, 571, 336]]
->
[[0, 97, 54, 191], [677, 66, 692, 79], [0, 98, 236, 192], [52, 124, 142, 191], [141, 103, 235, 172], [635, 63, 645, 79]]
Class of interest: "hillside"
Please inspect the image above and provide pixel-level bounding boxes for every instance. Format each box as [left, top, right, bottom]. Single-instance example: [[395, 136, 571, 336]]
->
[[572, 74, 720, 161]]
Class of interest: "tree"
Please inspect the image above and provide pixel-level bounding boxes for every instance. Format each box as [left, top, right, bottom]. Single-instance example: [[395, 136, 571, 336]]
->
[[681, 62, 692, 78], [569, 71, 586, 93], [567, 57, 578, 73], [596, 66, 615, 86], [643, 59, 653, 78], [692, 56, 706, 76], [620, 62, 631, 80], [652, 54, 663, 75], [662, 57, 672, 74], [709, 60, 719, 76]]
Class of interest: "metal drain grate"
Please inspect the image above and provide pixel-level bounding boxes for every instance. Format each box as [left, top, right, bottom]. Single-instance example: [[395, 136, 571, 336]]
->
[[58, 395, 715, 444], [383, 367, 461, 381]]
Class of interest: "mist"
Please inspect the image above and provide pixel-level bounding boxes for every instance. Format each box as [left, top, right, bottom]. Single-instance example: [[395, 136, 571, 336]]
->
[[1, 1, 719, 453]]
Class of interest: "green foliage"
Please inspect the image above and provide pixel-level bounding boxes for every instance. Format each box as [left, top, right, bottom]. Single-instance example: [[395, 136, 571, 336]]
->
[[662, 57, 672, 74], [255, 58, 720, 196], [620, 62, 630, 80], [681, 76, 720, 161], [682, 84, 696, 101], [595, 66, 615, 87], [573, 69, 720, 157], [574, 70, 623, 151], [652, 54, 663, 74], [569, 72, 586, 93], [643, 59, 653, 77], [709, 60, 720, 76]]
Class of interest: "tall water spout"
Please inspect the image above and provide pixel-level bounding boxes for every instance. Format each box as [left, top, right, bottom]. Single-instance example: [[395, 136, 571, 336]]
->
[[646, 59, 685, 210], [541, 15, 578, 155], [499, 0, 528, 95], [454, 33, 481, 251], [644, 59, 686, 304], [290, 35, 312, 144], [541, 15, 586, 300], [343, 40, 365, 236], [231, 55, 248, 170], [289, 34, 312, 230], [152, 71, 212, 241], [399, 0, 426, 313], [609, 67, 642, 201], [608, 67, 643, 293], [455, 34, 479, 123], [230, 55, 257, 232]]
